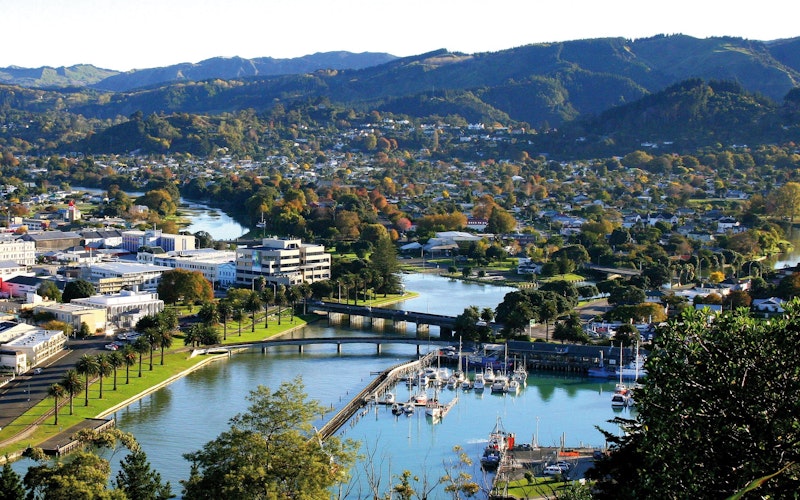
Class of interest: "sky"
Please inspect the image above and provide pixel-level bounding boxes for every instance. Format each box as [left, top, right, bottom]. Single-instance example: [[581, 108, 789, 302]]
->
[[2, 0, 799, 72]]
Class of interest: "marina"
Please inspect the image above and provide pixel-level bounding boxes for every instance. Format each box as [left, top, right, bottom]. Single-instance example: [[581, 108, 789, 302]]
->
[[10, 274, 631, 498]]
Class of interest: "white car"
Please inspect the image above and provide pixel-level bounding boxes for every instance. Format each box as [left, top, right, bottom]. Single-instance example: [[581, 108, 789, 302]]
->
[[104, 343, 119, 351], [543, 465, 564, 476]]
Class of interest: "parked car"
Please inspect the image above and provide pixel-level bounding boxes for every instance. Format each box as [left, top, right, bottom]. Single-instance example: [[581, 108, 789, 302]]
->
[[543, 465, 564, 476], [104, 343, 119, 351], [33, 368, 42, 374]]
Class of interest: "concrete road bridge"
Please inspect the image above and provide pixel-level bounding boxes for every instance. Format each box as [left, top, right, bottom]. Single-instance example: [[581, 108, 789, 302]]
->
[[309, 301, 502, 336]]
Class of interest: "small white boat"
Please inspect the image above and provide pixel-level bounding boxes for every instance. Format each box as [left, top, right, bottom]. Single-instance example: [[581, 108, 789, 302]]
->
[[391, 403, 403, 415], [413, 392, 428, 405], [483, 366, 496, 384], [611, 392, 630, 407], [507, 378, 521, 394], [460, 378, 473, 390], [473, 373, 486, 390], [383, 392, 395, 404], [403, 402, 415, 415], [491, 374, 509, 393]]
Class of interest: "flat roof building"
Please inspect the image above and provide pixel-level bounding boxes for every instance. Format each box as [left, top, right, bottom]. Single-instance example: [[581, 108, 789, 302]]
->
[[235, 237, 331, 288]]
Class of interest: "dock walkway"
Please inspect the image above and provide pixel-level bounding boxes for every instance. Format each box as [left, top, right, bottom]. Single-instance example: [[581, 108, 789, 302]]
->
[[316, 351, 436, 440], [37, 418, 115, 457]]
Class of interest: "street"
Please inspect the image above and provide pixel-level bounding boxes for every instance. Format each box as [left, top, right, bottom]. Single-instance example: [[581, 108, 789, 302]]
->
[[0, 336, 108, 433]]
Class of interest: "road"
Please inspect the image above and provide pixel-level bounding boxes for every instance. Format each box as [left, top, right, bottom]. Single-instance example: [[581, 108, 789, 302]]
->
[[0, 336, 108, 433]]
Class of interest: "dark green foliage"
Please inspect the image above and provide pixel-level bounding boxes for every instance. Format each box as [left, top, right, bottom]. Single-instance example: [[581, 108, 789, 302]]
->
[[36, 281, 62, 302], [0, 460, 25, 500], [61, 279, 96, 303], [115, 449, 174, 500], [180, 377, 356, 499], [588, 305, 800, 498]]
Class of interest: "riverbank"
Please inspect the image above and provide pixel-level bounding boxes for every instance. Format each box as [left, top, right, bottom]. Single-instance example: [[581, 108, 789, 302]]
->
[[0, 292, 416, 462], [0, 317, 310, 461]]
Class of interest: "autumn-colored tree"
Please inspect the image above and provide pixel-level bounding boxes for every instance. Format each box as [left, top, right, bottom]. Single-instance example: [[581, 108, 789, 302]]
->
[[157, 269, 213, 305]]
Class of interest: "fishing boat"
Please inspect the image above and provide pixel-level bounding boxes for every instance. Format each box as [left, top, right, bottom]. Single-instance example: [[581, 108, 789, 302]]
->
[[480, 417, 514, 470]]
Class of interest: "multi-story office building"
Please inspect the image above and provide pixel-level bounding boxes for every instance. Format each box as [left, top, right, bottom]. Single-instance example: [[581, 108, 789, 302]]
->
[[235, 237, 330, 288]]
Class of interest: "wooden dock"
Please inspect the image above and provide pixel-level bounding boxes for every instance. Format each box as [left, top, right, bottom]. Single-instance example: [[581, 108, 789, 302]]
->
[[316, 352, 436, 440], [37, 418, 115, 457]]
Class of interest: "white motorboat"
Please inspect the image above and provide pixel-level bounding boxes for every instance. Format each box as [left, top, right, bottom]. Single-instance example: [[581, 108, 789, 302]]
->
[[490, 373, 509, 393], [473, 373, 486, 390], [507, 378, 521, 394], [483, 366, 496, 384], [383, 392, 395, 404]]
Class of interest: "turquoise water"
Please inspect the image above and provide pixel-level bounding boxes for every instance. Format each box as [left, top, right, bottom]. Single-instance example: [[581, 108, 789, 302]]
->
[[12, 274, 628, 498]]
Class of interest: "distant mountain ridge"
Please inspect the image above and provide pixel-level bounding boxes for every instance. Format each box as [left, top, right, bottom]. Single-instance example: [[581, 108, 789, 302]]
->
[[0, 52, 398, 90], [2, 34, 800, 156]]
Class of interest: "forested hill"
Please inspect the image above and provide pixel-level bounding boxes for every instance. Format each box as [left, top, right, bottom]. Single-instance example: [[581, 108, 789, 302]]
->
[[2, 34, 800, 158]]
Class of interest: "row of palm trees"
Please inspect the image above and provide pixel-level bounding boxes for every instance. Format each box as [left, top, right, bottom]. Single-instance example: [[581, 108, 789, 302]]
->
[[46, 310, 178, 425], [190, 281, 313, 344]]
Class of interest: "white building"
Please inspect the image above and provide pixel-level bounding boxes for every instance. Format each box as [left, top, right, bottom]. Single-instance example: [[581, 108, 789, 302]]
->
[[82, 261, 172, 293], [121, 229, 195, 253], [0, 234, 35, 266], [0, 321, 66, 373], [235, 237, 331, 288], [71, 289, 164, 330], [34, 302, 108, 334], [140, 248, 237, 288]]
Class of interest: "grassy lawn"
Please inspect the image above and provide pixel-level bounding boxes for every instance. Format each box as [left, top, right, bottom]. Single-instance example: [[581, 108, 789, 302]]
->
[[320, 292, 417, 308], [494, 476, 577, 498], [0, 292, 419, 458], [0, 310, 311, 458], [0, 350, 205, 457]]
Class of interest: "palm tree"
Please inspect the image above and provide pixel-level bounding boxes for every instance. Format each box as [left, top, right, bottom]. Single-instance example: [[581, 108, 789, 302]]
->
[[274, 285, 286, 325], [60, 369, 82, 415], [147, 328, 160, 371], [232, 305, 244, 336], [260, 287, 274, 328], [217, 299, 232, 341], [184, 324, 202, 348], [159, 330, 173, 365], [96, 354, 112, 399], [297, 282, 313, 315], [133, 336, 150, 377], [107, 351, 124, 391], [120, 344, 137, 384], [286, 286, 300, 322], [244, 291, 262, 332], [75, 354, 99, 406], [47, 383, 66, 425]]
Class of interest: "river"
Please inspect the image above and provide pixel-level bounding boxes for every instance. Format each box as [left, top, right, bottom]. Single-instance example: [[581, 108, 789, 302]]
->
[[73, 186, 248, 241], [12, 274, 625, 498]]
